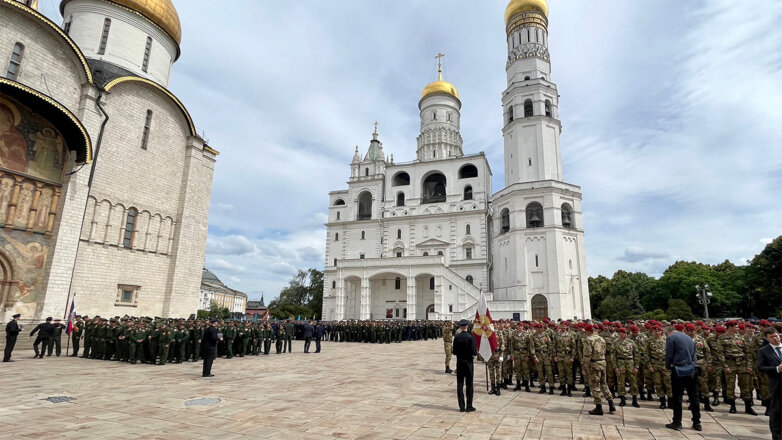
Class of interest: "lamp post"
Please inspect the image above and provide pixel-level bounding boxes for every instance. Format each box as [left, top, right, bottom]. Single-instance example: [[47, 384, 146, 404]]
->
[[695, 284, 712, 319]]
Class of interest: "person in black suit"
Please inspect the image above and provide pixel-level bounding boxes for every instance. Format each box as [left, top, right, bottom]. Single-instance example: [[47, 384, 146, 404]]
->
[[3, 313, 22, 362], [452, 319, 477, 412], [29, 317, 55, 358], [758, 326, 782, 440], [303, 322, 314, 353], [314, 322, 324, 353], [202, 319, 222, 377]]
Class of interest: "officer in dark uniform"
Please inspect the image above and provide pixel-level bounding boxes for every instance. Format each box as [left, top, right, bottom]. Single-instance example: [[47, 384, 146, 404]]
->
[[3, 313, 22, 362], [202, 319, 221, 377], [452, 319, 477, 412]]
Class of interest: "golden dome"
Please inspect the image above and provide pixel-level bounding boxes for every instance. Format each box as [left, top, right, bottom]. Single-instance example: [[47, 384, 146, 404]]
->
[[421, 73, 459, 100], [504, 0, 548, 24], [61, 0, 182, 44]]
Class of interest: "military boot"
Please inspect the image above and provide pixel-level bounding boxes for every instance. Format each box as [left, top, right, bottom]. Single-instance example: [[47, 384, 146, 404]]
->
[[500, 379, 508, 389], [646, 390, 653, 401], [763, 399, 770, 416], [514, 380, 522, 391], [729, 399, 737, 414], [583, 386, 591, 398], [560, 385, 568, 396], [548, 386, 554, 395], [571, 384, 579, 391], [445, 366, 453, 374], [506, 376, 513, 385], [712, 390, 720, 406], [704, 399, 713, 412], [639, 389, 646, 400], [611, 389, 616, 398], [495, 384, 501, 396], [490, 384, 496, 396], [631, 395, 640, 408], [529, 377, 536, 388], [619, 396, 626, 407], [608, 400, 616, 413], [538, 384, 547, 394], [659, 397, 666, 409], [559, 383, 566, 391], [525, 382, 531, 392], [744, 399, 757, 416], [588, 404, 603, 415]]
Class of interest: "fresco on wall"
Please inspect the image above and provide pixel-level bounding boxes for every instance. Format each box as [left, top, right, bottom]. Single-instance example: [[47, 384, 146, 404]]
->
[[0, 229, 49, 317], [0, 95, 66, 183]]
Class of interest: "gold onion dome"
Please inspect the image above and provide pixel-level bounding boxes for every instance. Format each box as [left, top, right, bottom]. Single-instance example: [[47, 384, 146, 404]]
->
[[421, 72, 459, 100], [505, 0, 548, 23], [60, 0, 182, 44]]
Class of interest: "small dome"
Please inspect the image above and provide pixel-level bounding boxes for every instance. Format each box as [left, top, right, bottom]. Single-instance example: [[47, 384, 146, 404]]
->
[[61, 0, 182, 44], [505, 0, 548, 24], [421, 76, 459, 100]]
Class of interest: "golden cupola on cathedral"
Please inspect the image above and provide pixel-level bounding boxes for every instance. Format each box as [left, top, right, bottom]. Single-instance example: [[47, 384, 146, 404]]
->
[[420, 54, 459, 100], [60, 0, 182, 44], [505, 0, 548, 23]]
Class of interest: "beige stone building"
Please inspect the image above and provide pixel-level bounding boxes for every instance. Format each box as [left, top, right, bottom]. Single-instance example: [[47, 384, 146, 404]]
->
[[199, 268, 246, 315], [0, 0, 217, 322]]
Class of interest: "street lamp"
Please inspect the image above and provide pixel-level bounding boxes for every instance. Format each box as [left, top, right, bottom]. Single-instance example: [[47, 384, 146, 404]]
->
[[695, 284, 712, 319]]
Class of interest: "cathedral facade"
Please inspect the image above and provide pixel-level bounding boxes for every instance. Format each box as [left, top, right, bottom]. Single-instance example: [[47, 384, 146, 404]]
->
[[0, 0, 216, 322], [321, 0, 591, 321]]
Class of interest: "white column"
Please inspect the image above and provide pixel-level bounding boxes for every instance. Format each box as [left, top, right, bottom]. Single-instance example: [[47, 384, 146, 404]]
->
[[360, 272, 370, 320], [407, 276, 417, 320], [336, 274, 345, 320]]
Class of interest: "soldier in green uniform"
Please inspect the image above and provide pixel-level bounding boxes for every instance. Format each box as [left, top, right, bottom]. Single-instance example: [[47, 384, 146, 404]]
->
[[116, 318, 131, 362], [718, 321, 757, 415], [175, 322, 189, 363], [555, 321, 576, 397], [647, 325, 671, 408], [263, 322, 272, 354], [223, 321, 236, 358], [532, 323, 555, 395], [129, 320, 147, 364], [630, 324, 647, 400], [442, 320, 454, 373], [708, 325, 725, 406], [147, 320, 160, 364], [512, 321, 533, 392], [501, 321, 514, 388], [686, 323, 713, 411], [487, 323, 504, 396], [284, 321, 294, 352], [81, 316, 94, 359], [583, 324, 615, 415], [70, 315, 84, 357], [157, 322, 174, 365], [611, 327, 640, 407], [275, 323, 286, 353]]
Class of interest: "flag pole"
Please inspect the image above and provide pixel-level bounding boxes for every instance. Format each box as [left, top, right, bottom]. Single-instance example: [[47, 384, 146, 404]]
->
[[485, 361, 489, 392]]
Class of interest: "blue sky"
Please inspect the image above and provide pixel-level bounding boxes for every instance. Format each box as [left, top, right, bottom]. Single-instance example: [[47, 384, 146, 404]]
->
[[41, 0, 782, 300]]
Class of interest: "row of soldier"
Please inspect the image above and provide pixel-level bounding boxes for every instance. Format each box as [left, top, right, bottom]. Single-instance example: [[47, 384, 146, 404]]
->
[[442, 317, 779, 417], [327, 320, 443, 343]]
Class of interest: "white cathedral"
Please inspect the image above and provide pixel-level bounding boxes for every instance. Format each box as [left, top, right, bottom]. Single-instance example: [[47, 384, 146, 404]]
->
[[0, 0, 215, 322], [321, 0, 591, 322]]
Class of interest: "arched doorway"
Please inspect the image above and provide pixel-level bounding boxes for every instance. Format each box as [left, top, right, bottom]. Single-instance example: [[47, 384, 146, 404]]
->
[[426, 304, 435, 320], [0, 250, 14, 320], [531, 294, 548, 320]]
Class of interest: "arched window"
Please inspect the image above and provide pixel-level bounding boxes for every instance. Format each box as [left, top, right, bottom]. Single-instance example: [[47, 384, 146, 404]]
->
[[392, 172, 410, 186], [142, 36, 152, 72], [429, 277, 435, 290], [98, 18, 111, 55], [507, 106, 514, 123], [531, 294, 549, 320], [458, 164, 478, 179], [331, 281, 336, 289], [423, 252, 429, 256], [526, 202, 544, 228], [334, 199, 345, 206], [396, 192, 405, 207], [524, 99, 533, 117], [466, 275, 473, 285], [357, 191, 372, 220], [141, 110, 152, 149], [561, 203, 574, 229], [437, 251, 444, 256], [336, 212, 340, 220], [333, 258, 337, 266], [361, 231, 365, 240], [334, 233, 339, 241], [422, 173, 446, 204], [432, 111, 436, 120], [465, 224, 471, 235], [364, 168, 369, 177], [465, 247, 472, 260], [545, 100, 552, 117], [396, 229, 402, 239], [122, 208, 137, 248], [524, 75, 531, 81], [6, 43, 24, 80], [500, 208, 510, 234], [463, 185, 473, 201], [395, 277, 401, 290]]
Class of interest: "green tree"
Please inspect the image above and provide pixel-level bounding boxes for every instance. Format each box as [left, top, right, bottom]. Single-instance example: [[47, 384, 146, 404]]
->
[[268, 268, 325, 320], [639, 309, 667, 321], [196, 300, 231, 319], [747, 236, 782, 318], [588, 275, 612, 314], [666, 298, 695, 321]]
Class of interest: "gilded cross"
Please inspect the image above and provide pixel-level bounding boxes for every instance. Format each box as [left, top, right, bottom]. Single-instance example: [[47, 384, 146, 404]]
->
[[435, 52, 445, 73], [373, 121, 379, 134]]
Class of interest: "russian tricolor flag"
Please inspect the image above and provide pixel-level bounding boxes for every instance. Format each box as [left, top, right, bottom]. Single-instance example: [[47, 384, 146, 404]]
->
[[66, 293, 76, 335]]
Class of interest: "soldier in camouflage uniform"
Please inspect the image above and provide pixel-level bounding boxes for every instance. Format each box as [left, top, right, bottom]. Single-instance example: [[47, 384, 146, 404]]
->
[[611, 327, 640, 407], [512, 321, 533, 392], [500, 321, 513, 387], [555, 322, 576, 396], [532, 323, 555, 395], [442, 321, 454, 374], [583, 324, 615, 415], [708, 325, 725, 406], [629, 324, 647, 400], [647, 325, 671, 408], [718, 321, 757, 415], [686, 323, 713, 411], [487, 323, 504, 396]]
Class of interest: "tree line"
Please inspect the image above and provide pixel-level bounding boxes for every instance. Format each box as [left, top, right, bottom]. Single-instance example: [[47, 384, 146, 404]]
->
[[589, 235, 782, 321]]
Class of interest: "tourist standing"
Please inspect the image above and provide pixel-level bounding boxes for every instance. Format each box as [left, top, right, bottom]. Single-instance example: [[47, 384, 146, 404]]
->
[[664, 325, 701, 432]]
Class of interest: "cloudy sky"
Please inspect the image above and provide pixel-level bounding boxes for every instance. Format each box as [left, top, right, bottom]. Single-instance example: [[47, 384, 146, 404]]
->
[[42, 0, 782, 300]]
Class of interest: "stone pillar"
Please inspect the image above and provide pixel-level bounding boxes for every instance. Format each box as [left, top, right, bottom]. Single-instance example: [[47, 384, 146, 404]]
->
[[406, 275, 416, 320], [360, 272, 370, 320]]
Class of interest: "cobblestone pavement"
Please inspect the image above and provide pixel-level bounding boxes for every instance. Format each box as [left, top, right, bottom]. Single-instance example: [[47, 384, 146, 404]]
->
[[0, 338, 771, 439]]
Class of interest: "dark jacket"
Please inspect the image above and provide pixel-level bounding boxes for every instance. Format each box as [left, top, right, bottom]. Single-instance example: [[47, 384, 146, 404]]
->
[[203, 325, 219, 348], [315, 325, 325, 338], [30, 322, 56, 339], [5, 320, 20, 337], [303, 324, 314, 339], [758, 344, 782, 393], [452, 331, 477, 361], [665, 331, 697, 370]]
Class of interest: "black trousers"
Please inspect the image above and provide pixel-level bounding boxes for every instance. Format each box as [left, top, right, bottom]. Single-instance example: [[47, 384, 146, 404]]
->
[[3, 335, 16, 361], [46, 337, 62, 356], [671, 369, 700, 424], [71, 336, 80, 356], [456, 359, 474, 410], [202, 346, 217, 376], [770, 387, 781, 440], [33, 336, 48, 356], [315, 337, 321, 353], [304, 337, 312, 353]]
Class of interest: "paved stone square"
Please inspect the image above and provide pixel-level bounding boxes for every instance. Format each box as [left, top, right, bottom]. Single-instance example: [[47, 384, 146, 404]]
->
[[0, 339, 771, 439]]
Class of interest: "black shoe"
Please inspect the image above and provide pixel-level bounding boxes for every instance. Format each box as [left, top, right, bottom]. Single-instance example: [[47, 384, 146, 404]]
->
[[538, 385, 546, 394], [525, 384, 531, 392], [660, 397, 666, 409], [521, 379, 528, 387], [744, 399, 758, 416], [1, 360, 13, 362], [631, 396, 640, 408], [567, 385, 572, 397], [559, 384, 566, 391], [445, 367, 453, 374], [69, 354, 77, 357], [704, 400, 713, 412], [465, 407, 476, 413], [588, 404, 603, 416], [664, 423, 682, 431], [459, 408, 465, 412], [639, 392, 647, 401], [560, 387, 567, 396], [692, 423, 702, 432], [647, 391, 653, 401], [500, 381, 508, 389], [548, 387, 554, 395], [202, 374, 214, 377], [712, 391, 720, 406], [584, 386, 591, 398], [514, 380, 522, 391], [490, 385, 496, 396], [619, 396, 626, 407], [608, 400, 616, 413], [729, 399, 737, 414]]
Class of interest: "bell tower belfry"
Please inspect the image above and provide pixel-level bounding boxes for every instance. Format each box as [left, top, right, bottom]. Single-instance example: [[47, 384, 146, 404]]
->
[[492, 0, 592, 320]]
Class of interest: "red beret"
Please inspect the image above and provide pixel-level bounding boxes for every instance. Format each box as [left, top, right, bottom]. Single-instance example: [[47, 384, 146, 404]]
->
[[617, 328, 627, 333], [760, 320, 771, 326], [685, 323, 696, 330], [653, 325, 662, 331], [542, 318, 550, 323], [715, 326, 726, 333], [629, 325, 639, 333], [577, 322, 585, 328], [603, 320, 610, 325], [584, 324, 594, 332], [614, 321, 621, 327], [563, 321, 571, 327], [674, 324, 684, 331], [696, 321, 704, 325], [726, 321, 737, 327], [738, 324, 746, 330]]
